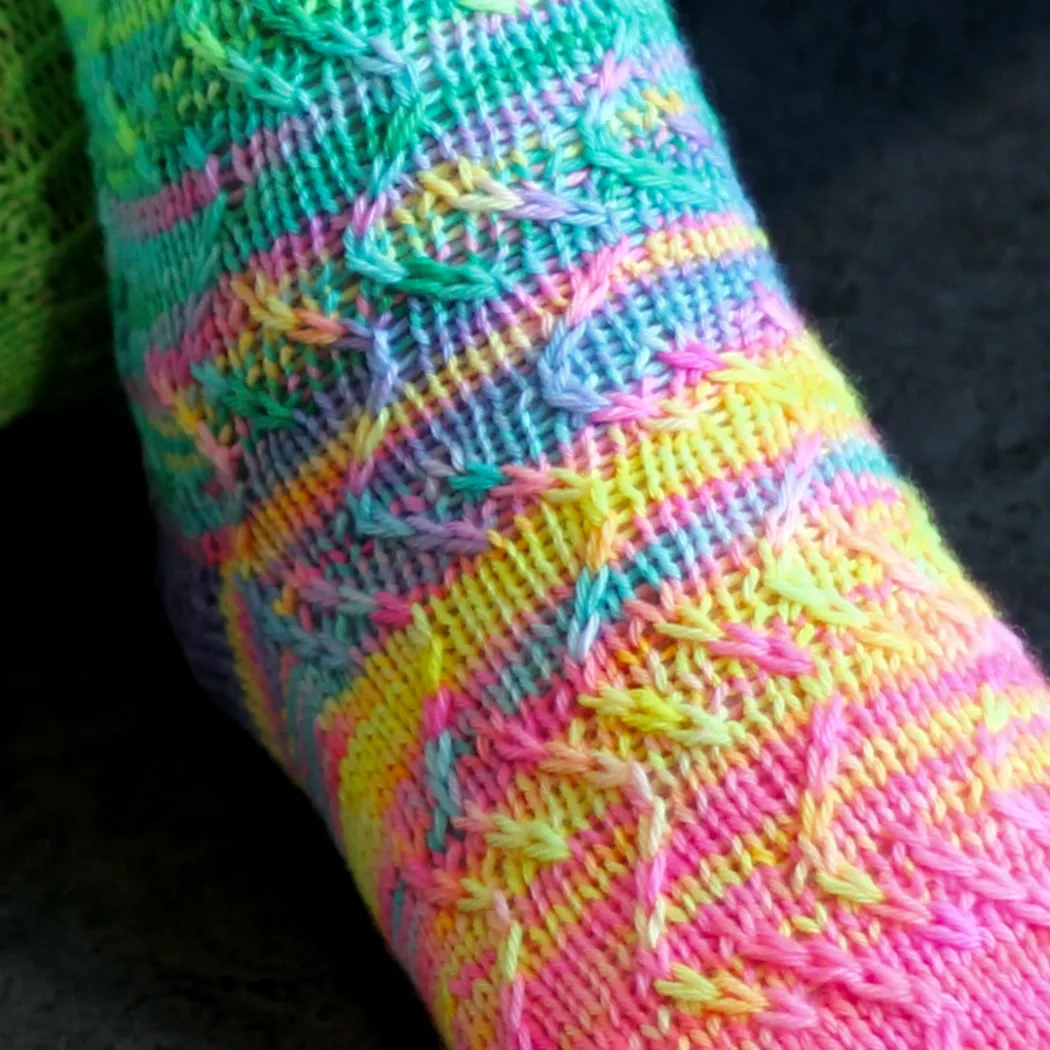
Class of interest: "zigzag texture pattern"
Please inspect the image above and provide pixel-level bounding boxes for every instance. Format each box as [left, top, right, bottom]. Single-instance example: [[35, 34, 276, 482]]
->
[[60, 1, 1050, 1046]]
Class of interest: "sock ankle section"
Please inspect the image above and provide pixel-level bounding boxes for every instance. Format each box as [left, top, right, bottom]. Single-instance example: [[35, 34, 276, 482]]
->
[[61, 2, 1050, 1047]]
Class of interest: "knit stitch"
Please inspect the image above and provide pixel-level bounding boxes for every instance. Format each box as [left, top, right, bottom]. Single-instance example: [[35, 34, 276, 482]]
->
[[60, 1, 1050, 1047]]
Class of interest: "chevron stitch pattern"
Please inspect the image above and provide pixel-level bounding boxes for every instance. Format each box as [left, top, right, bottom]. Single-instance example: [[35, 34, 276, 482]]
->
[[59, 1, 1050, 1047]]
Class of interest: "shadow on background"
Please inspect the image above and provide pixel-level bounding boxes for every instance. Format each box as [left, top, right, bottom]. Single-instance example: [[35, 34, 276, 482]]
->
[[5, 1, 1050, 1047], [0, 399, 437, 1048]]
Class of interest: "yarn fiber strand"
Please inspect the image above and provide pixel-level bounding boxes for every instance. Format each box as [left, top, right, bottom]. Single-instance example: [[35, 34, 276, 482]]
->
[[59, 1, 1050, 1047]]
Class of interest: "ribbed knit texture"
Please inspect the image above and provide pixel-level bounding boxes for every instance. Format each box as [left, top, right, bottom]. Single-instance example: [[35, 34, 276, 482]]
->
[[0, 0, 110, 424], [60, 1, 1050, 1047]]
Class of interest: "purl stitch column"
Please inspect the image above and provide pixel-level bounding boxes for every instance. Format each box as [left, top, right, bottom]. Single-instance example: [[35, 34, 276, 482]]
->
[[60, 1, 1050, 1047]]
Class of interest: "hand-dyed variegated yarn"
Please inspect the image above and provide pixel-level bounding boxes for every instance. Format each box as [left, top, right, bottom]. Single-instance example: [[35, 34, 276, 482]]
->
[[60, 1, 1050, 1047]]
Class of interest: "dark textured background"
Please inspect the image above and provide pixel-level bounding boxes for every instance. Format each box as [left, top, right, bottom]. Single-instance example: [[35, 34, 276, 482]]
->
[[4, 2, 1050, 1046]]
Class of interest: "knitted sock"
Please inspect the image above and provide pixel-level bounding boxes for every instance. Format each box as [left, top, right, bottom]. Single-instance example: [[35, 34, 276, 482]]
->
[[0, 0, 111, 425], [61, 1, 1050, 1046]]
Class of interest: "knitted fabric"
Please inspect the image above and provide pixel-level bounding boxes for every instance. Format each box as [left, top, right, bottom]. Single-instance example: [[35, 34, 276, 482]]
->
[[0, 0, 110, 425], [61, 1, 1050, 1047]]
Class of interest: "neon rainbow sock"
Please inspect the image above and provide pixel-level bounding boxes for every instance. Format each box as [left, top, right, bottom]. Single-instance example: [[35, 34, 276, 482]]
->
[[61, 1, 1050, 1046]]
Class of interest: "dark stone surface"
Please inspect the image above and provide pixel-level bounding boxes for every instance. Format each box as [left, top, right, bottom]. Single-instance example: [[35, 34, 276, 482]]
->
[[4, 2, 1050, 1046]]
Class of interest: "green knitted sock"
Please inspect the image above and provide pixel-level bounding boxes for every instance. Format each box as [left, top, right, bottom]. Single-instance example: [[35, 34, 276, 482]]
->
[[0, 0, 111, 425]]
